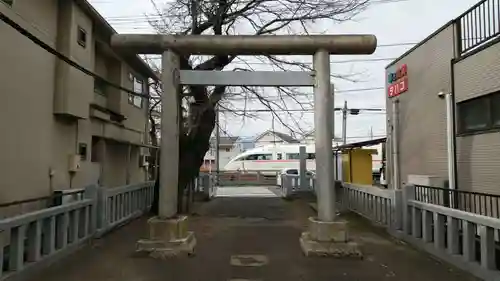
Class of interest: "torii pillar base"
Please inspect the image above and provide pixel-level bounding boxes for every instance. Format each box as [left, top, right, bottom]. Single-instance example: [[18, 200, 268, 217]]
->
[[136, 215, 196, 259], [300, 217, 362, 258]]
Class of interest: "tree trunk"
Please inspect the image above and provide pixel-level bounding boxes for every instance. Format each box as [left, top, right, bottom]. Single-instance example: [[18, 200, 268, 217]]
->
[[150, 105, 216, 215]]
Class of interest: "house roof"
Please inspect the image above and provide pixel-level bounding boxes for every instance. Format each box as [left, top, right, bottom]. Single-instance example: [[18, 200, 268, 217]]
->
[[301, 130, 343, 142], [254, 130, 299, 143], [75, 0, 159, 81], [334, 137, 386, 150], [210, 136, 239, 147]]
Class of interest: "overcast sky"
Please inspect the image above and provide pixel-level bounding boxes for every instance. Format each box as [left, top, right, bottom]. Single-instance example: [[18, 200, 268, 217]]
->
[[89, 0, 479, 142]]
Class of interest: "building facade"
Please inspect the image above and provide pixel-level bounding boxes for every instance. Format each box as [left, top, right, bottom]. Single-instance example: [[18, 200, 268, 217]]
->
[[386, 0, 500, 194], [202, 137, 244, 171], [0, 0, 157, 204]]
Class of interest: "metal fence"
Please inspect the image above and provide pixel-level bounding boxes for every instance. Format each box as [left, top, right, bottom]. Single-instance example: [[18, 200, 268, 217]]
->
[[457, 0, 500, 55], [414, 184, 500, 219]]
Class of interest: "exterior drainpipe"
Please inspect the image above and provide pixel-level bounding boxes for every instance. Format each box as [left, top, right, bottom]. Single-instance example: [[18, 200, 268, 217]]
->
[[451, 19, 459, 192], [442, 91, 456, 191], [391, 99, 400, 189]]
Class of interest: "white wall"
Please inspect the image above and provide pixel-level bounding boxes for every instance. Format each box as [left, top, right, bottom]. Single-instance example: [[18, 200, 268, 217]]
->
[[204, 146, 242, 169]]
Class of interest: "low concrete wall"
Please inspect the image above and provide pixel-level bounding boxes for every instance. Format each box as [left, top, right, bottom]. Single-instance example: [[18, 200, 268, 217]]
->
[[0, 175, 211, 281]]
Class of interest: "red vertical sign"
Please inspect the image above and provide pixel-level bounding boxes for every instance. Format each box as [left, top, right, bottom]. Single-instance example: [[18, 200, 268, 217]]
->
[[387, 64, 408, 98], [388, 77, 408, 98]]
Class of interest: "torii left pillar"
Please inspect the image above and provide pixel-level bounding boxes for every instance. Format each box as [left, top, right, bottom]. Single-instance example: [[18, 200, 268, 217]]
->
[[136, 50, 196, 258]]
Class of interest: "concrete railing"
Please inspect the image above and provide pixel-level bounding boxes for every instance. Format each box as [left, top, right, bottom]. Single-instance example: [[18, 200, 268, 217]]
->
[[398, 184, 500, 281], [337, 183, 500, 280], [0, 185, 98, 280], [0, 175, 213, 281], [340, 183, 397, 228], [95, 182, 154, 237], [281, 173, 500, 280], [196, 173, 217, 199], [216, 170, 280, 187], [280, 174, 315, 198]]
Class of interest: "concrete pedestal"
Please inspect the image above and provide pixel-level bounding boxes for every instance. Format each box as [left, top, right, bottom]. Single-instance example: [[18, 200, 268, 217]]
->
[[136, 215, 196, 258], [300, 217, 361, 258]]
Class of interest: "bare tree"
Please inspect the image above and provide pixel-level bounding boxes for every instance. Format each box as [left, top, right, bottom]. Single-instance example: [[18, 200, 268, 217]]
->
[[147, 0, 371, 214]]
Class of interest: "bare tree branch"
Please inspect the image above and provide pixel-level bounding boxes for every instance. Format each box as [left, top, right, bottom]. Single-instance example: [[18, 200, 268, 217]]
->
[[145, 0, 372, 213]]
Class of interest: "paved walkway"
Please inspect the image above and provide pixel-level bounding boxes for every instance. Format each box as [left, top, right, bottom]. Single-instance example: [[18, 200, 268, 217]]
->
[[27, 188, 479, 281]]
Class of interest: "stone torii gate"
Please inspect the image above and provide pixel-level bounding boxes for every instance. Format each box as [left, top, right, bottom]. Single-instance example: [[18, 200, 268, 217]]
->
[[110, 34, 377, 257]]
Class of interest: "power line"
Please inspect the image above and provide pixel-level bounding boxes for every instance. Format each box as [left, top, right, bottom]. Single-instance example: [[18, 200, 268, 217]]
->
[[220, 108, 385, 113], [145, 56, 401, 64], [0, 11, 150, 99], [93, 0, 410, 21], [92, 0, 410, 20], [223, 86, 387, 100], [218, 134, 387, 142]]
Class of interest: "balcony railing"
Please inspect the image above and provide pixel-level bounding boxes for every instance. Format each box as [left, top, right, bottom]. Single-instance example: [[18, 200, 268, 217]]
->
[[457, 0, 500, 55]]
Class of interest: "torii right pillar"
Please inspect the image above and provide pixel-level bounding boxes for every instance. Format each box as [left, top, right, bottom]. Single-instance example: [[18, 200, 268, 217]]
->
[[300, 49, 362, 258]]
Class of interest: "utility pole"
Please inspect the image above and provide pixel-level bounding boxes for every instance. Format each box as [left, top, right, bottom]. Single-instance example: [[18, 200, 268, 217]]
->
[[215, 105, 220, 185], [342, 100, 348, 145]]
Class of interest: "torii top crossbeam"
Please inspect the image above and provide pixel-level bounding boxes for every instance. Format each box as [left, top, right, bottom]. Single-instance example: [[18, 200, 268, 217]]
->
[[110, 34, 377, 55]]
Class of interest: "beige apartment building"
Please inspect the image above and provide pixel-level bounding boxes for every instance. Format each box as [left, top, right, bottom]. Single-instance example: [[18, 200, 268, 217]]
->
[[385, 0, 500, 194], [0, 0, 158, 204]]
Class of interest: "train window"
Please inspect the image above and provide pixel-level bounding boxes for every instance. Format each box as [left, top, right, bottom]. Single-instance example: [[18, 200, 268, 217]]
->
[[307, 153, 315, 159], [243, 153, 272, 160], [286, 153, 300, 160], [277, 153, 282, 160]]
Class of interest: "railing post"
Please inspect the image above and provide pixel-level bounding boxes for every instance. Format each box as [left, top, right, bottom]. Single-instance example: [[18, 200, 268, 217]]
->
[[202, 174, 212, 200], [84, 185, 99, 235], [281, 175, 291, 199], [402, 184, 415, 235], [335, 181, 346, 212], [392, 189, 403, 231]]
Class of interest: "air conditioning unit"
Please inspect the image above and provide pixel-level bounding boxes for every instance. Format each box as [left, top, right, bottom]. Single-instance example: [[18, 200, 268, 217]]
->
[[68, 154, 81, 172], [407, 174, 444, 187]]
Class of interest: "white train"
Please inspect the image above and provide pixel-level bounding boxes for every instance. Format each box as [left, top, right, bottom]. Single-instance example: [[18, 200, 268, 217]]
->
[[223, 143, 382, 174]]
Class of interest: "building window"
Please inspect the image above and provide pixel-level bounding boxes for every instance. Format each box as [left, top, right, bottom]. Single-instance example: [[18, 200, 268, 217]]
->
[[458, 91, 500, 134], [78, 143, 88, 161], [1, 0, 14, 6], [242, 154, 272, 160], [94, 78, 107, 96], [77, 27, 87, 48], [128, 75, 143, 108]]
